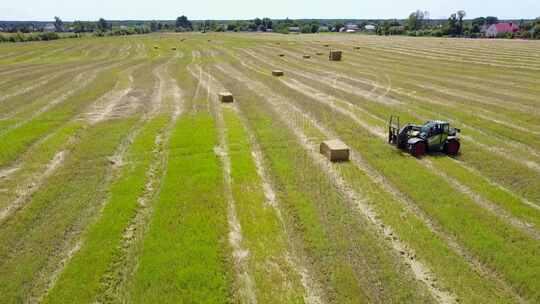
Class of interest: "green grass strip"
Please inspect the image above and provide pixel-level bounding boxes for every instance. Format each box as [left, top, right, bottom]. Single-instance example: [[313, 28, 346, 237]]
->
[[129, 113, 233, 303], [223, 107, 305, 303]]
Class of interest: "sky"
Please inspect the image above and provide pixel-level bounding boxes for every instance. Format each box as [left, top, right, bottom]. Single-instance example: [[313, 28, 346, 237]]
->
[[1, 0, 539, 21]]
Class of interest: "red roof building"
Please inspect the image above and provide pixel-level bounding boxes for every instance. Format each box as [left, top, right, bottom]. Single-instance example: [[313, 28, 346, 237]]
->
[[485, 23, 520, 37]]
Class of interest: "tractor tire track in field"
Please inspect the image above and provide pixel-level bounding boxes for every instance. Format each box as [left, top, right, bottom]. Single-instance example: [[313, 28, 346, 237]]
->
[[189, 64, 257, 304], [262, 44, 540, 127], [423, 159, 540, 240], [83, 63, 144, 125], [243, 48, 540, 175], [258, 45, 540, 134], [235, 104, 325, 304], [225, 59, 529, 303], [269, 44, 540, 124], [450, 158, 540, 212], [270, 66, 540, 236], [97, 58, 184, 302], [217, 63, 457, 304]]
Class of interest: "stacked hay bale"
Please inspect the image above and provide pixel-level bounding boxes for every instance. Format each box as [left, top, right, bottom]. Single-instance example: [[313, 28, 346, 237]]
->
[[218, 92, 234, 103], [329, 50, 342, 61], [272, 70, 284, 76], [320, 139, 350, 162]]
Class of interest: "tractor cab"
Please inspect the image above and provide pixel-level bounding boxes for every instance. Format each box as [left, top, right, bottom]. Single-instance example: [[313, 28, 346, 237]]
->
[[388, 116, 460, 157]]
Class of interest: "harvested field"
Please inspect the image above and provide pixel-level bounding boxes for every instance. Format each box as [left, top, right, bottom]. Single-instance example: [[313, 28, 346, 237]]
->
[[0, 33, 539, 303]]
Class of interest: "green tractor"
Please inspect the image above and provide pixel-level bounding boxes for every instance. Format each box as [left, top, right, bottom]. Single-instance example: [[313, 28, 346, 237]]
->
[[388, 116, 461, 157]]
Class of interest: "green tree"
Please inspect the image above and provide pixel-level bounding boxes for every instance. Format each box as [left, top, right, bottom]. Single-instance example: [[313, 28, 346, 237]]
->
[[54, 16, 63, 32], [486, 16, 499, 25], [444, 13, 459, 36], [457, 10, 466, 35], [175, 15, 192, 31], [407, 10, 424, 31], [97, 18, 109, 32], [262, 18, 272, 30], [150, 21, 158, 32]]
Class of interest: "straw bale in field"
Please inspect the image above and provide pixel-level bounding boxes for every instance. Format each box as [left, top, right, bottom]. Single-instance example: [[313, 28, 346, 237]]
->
[[218, 92, 234, 103], [329, 50, 342, 61], [320, 139, 350, 162]]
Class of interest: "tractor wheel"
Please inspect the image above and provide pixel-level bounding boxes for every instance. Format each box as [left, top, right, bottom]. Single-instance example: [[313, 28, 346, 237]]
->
[[445, 139, 460, 155], [409, 141, 426, 157]]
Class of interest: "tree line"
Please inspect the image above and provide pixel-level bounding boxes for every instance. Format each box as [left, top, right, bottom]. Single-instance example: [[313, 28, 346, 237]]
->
[[377, 10, 540, 39], [2, 13, 540, 44]]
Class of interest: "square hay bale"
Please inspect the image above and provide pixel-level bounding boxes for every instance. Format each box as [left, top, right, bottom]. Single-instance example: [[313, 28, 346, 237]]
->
[[303, 55, 311, 59], [171, 47, 177, 51], [354, 46, 361, 50], [153, 45, 159, 49], [272, 70, 284, 77], [323, 44, 330, 47], [320, 139, 350, 162], [218, 92, 234, 103], [316, 52, 324, 56], [329, 50, 342, 61], [278, 53, 285, 57]]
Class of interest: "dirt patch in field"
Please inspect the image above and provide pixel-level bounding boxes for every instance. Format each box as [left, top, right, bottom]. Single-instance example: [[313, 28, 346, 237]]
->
[[83, 65, 143, 124], [0, 166, 20, 179], [0, 150, 67, 223]]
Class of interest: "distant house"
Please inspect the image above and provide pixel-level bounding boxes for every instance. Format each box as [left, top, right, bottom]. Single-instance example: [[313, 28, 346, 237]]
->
[[485, 23, 519, 37], [364, 24, 376, 32], [345, 23, 359, 32], [43, 23, 56, 32], [288, 27, 300, 33]]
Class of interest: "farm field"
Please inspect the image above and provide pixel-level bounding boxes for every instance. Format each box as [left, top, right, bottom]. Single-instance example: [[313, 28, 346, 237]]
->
[[0, 32, 539, 303]]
